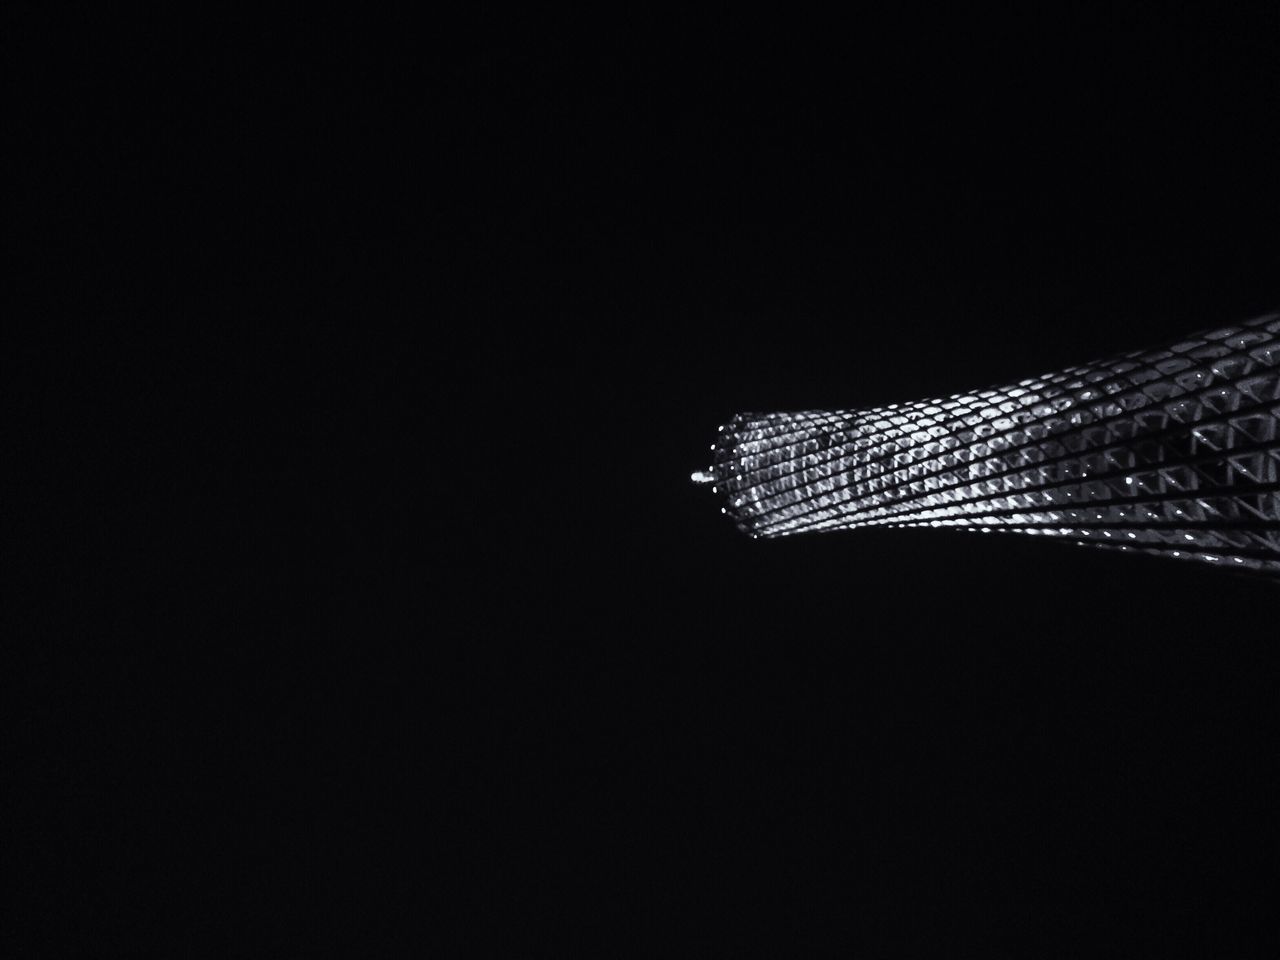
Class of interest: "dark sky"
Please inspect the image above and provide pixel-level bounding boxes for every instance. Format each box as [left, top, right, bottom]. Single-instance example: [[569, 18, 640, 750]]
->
[[21, 9, 1280, 956]]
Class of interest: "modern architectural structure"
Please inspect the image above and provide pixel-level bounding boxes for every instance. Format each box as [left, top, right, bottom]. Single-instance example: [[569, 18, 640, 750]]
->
[[693, 313, 1280, 576]]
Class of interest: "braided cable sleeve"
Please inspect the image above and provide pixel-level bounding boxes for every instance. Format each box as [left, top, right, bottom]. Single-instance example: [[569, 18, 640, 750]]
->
[[697, 313, 1280, 577]]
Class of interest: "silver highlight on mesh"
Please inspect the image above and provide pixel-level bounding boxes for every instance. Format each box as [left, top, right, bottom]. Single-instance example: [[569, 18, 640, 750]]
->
[[693, 313, 1280, 576]]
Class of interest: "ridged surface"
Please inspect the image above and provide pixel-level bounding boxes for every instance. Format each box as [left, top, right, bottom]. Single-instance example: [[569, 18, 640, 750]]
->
[[705, 313, 1280, 577]]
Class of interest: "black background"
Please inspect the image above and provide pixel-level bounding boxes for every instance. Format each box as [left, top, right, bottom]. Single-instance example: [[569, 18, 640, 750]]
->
[[17, 9, 1280, 956]]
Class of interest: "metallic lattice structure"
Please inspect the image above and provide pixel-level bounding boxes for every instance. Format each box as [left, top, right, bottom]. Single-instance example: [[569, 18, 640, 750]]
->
[[693, 313, 1280, 577]]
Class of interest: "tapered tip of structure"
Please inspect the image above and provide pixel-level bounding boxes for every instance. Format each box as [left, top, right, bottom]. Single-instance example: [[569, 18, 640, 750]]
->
[[690, 469, 717, 485]]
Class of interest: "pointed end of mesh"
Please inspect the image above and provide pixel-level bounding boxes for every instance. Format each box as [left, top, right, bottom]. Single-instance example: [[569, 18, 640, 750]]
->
[[692, 415, 770, 539]]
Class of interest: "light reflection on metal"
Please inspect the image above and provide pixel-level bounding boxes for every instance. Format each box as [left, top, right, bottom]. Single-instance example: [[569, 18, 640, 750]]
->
[[694, 313, 1280, 577]]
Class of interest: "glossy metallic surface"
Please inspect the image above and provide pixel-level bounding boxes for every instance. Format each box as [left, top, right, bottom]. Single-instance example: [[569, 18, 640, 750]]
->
[[697, 314, 1280, 575]]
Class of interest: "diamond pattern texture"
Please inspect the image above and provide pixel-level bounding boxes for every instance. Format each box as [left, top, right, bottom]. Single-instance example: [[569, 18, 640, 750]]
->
[[706, 314, 1280, 577]]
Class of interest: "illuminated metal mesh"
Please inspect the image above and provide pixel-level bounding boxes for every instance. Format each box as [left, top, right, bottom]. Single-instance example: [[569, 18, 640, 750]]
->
[[698, 313, 1280, 576]]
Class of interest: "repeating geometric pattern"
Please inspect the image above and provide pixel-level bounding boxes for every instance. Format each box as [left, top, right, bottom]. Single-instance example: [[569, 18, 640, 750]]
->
[[698, 313, 1280, 577]]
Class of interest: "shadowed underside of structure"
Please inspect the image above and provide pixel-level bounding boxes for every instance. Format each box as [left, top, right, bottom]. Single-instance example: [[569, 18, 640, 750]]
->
[[695, 313, 1280, 577]]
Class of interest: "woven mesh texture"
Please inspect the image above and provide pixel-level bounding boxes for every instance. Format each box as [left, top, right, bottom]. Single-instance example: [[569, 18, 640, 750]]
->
[[705, 313, 1280, 577]]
